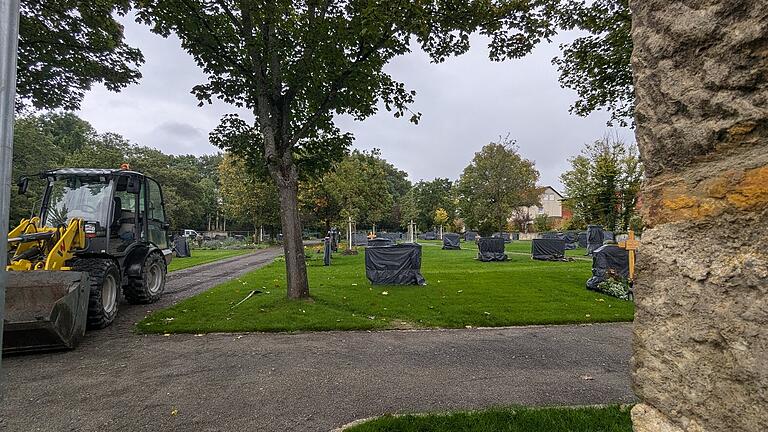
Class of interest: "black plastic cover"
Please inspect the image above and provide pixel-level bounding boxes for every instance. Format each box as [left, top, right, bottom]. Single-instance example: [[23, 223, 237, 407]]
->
[[587, 225, 604, 255], [367, 237, 393, 247], [492, 232, 512, 243], [365, 243, 426, 285], [577, 232, 588, 248], [442, 233, 461, 250], [173, 236, 191, 258], [464, 231, 479, 241], [586, 244, 629, 290], [477, 237, 508, 261], [531, 238, 566, 261], [419, 232, 437, 240]]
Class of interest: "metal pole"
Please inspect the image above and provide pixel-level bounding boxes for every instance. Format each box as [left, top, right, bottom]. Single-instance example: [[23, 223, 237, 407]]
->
[[0, 0, 21, 369]]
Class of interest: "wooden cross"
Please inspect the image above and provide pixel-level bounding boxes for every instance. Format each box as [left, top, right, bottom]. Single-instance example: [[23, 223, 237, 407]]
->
[[619, 230, 639, 280]]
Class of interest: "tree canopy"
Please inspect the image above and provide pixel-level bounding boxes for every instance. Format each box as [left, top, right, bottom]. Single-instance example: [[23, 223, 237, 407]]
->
[[552, 0, 632, 126], [17, 1, 144, 111], [456, 138, 540, 235], [136, 0, 556, 298], [559, 137, 642, 231]]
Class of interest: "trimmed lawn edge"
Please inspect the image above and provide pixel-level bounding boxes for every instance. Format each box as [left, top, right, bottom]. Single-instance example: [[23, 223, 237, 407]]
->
[[334, 404, 635, 432], [139, 321, 631, 337]]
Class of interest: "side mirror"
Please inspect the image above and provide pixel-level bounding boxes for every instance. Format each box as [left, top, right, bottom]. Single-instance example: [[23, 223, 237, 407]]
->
[[17, 177, 29, 195]]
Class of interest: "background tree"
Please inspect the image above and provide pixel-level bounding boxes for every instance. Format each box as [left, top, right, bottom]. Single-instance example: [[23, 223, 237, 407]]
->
[[325, 150, 393, 231], [9, 113, 222, 233], [533, 213, 552, 232], [17, 1, 143, 111], [552, 0, 632, 126], [219, 154, 280, 237], [409, 178, 456, 231], [456, 138, 540, 236], [560, 137, 642, 231], [136, 0, 556, 299], [434, 208, 448, 237], [300, 174, 343, 234], [511, 207, 534, 232]]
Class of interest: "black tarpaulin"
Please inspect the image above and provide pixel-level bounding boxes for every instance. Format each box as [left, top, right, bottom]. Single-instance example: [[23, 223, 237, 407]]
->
[[541, 232, 559, 239], [531, 238, 566, 261], [477, 237, 508, 261], [367, 237, 393, 247], [586, 244, 629, 290], [464, 231, 479, 241], [587, 225, 605, 255], [419, 232, 437, 240], [365, 243, 426, 285], [442, 233, 461, 250], [603, 231, 615, 242], [173, 236, 191, 258], [577, 232, 588, 248], [562, 231, 579, 250], [492, 232, 512, 243]]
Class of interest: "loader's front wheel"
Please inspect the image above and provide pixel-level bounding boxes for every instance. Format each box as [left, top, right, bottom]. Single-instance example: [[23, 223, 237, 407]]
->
[[72, 259, 121, 330], [124, 252, 166, 304]]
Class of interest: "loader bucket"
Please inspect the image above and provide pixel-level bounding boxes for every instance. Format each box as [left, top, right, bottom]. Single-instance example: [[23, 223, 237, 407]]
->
[[2, 271, 90, 354]]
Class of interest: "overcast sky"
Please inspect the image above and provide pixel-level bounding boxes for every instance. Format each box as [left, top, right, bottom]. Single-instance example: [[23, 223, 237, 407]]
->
[[77, 15, 634, 191]]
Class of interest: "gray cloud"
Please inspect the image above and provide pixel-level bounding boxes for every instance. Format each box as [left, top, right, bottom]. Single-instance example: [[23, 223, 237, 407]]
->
[[78, 16, 633, 192]]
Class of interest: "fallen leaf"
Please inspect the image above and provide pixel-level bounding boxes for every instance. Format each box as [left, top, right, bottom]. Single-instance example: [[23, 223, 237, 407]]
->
[[163, 333, 171, 337], [586, 314, 591, 318], [457, 290, 463, 293], [194, 334, 204, 337], [581, 375, 594, 380], [381, 291, 389, 296], [171, 408, 179, 416], [484, 311, 491, 315]]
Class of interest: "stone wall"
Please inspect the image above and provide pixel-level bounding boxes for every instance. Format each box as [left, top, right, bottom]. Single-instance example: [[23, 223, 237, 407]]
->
[[630, 1, 767, 431]]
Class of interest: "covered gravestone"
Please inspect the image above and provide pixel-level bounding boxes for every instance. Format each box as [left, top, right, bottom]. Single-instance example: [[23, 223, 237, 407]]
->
[[367, 237, 392, 247], [442, 233, 460, 250], [531, 238, 566, 261], [477, 237, 507, 261], [577, 232, 588, 248], [419, 231, 437, 241], [364, 243, 426, 285], [173, 236, 191, 258], [586, 225, 604, 255], [585, 244, 629, 291], [630, 2, 767, 431], [464, 231, 479, 241], [492, 232, 511, 243], [562, 231, 579, 250]]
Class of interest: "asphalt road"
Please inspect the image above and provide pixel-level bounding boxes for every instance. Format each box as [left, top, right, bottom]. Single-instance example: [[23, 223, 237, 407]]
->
[[0, 248, 635, 432]]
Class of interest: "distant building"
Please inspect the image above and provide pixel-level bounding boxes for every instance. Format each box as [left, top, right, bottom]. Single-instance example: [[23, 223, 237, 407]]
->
[[513, 186, 567, 232], [524, 186, 564, 218]]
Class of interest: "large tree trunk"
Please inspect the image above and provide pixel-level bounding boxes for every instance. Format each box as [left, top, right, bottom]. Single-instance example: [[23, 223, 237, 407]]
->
[[275, 175, 310, 299]]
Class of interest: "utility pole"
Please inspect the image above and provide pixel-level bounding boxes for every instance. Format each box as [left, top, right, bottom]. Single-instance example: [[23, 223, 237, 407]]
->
[[0, 0, 21, 369]]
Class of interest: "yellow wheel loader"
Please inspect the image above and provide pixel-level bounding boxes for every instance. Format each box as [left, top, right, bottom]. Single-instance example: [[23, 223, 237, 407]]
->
[[3, 167, 172, 354]]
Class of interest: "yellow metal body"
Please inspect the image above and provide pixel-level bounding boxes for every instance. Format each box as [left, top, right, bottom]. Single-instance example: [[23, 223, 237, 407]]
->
[[7, 218, 86, 271]]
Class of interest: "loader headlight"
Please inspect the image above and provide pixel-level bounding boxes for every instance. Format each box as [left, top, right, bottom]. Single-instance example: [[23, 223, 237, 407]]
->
[[84, 223, 97, 235]]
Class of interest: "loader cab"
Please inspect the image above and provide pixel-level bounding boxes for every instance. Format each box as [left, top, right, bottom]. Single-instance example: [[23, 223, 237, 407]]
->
[[38, 169, 171, 259]]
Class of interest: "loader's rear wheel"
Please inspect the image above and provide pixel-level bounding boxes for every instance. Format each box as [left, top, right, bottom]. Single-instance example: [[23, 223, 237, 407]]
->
[[124, 252, 166, 304], [71, 258, 121, 330]]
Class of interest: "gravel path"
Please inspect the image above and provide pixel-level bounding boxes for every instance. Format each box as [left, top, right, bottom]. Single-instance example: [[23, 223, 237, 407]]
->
[[0, 247, 635, 432]]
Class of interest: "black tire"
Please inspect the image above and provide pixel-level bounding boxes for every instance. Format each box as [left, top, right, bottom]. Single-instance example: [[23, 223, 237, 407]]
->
[[71, 258, 121, 330], [124, 252, 167, 304]]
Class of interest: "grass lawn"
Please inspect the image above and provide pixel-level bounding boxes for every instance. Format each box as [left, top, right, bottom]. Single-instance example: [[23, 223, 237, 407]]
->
[[140, 239, 633, 333], [344, 405, 633, 432], [167, 249, 256, 272]]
